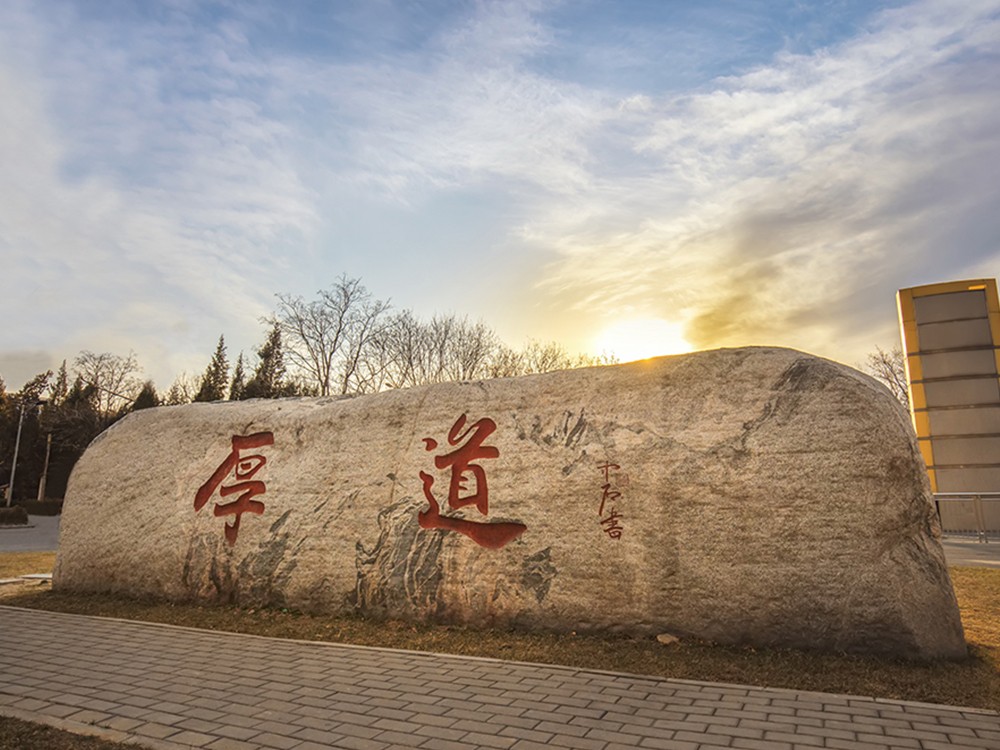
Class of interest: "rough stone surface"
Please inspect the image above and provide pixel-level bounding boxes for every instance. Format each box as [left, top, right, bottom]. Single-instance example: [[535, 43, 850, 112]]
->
[[54, 347, 966, 659]]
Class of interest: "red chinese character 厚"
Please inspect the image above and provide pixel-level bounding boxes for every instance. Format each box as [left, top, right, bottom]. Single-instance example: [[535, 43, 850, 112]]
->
[[418, 414, 526, 549], [195, 432, 275, 545]]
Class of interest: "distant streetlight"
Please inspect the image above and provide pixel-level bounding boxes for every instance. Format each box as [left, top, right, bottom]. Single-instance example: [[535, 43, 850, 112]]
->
[[5, 398, 46, 507], [36, 432, 53, 503]]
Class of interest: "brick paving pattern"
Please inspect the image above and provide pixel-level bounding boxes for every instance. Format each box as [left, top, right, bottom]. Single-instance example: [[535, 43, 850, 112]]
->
[[1, 605, 997, 750]]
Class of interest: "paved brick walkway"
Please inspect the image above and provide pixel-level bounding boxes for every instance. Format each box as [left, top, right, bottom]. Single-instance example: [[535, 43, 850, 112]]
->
[[1, 606, 997, 750]]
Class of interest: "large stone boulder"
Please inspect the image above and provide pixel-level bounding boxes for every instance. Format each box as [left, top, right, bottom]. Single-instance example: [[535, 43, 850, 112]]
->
[[54, 347, 966, 659]]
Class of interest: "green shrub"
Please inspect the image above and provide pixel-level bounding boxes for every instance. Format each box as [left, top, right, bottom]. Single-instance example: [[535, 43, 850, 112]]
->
[[0, 506, 29, 525], [16, 500, 63, 516]]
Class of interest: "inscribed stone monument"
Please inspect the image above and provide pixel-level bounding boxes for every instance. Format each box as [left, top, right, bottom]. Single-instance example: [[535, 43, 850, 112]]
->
[[55, 347, 967, 659]]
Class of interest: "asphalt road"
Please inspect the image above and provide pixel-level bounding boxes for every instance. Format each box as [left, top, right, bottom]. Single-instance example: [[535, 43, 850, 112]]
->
[[940, 533, 1000, 568], [0, 515, 61, 553]]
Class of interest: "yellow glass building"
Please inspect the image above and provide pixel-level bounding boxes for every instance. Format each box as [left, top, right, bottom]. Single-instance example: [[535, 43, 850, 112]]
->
[[898, 278, 1000, 492]]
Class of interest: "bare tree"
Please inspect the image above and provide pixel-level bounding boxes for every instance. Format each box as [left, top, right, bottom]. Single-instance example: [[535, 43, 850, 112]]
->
[[164, 372, 199, 405], [73, 351, 143, 416], [276, 275, 391, 396], [275, 275, 619, 396], [273, 293, 340, 396], [864, 345, 909, 408], [337, 293, 392, 395], [422, 314, 458, 383], [370, 313, 501, 387], [375, 310, 426, 390], [487, 340, 614, 378], [445, 318, 500, 381], [486, 343, 526, 378], [519, 340, 575, 374]]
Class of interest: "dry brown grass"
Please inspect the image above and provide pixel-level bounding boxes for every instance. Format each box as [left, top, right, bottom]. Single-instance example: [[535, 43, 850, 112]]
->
[[0, 716, 141, 750], [2, 553, 997, 750], [951, 567, 1000, 646], [0, 551, 55, 579]]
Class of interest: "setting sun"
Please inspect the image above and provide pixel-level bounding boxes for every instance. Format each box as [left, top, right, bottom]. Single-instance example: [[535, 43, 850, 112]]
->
[[593, 318, 694, 363]]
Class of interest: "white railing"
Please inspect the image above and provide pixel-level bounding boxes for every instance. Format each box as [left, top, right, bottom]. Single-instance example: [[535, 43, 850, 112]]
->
[[933, 493, 1000, 543]]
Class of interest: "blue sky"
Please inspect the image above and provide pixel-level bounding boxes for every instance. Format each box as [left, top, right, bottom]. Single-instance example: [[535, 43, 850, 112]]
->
[[1, 0, 998, 390]]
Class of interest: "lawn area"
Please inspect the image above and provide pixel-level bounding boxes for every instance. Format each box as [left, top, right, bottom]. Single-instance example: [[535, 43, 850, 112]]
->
[[1, 550, 998, 715], [0, 715, 141, 750], [0, 551, 55, 579]]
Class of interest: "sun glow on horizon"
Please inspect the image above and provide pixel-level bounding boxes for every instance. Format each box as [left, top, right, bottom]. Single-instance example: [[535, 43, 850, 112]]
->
[[593, 318, 694, 363]]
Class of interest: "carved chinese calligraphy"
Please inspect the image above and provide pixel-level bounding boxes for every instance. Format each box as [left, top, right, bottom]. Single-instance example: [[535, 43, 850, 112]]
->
[[56, 347, 971, 659], [195, 432, 274, 545], [598, 461, 625, 539], [418, 414, 526, 549]]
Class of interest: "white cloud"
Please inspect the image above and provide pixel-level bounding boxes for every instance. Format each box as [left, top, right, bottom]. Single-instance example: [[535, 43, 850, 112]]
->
[[530, 0, 1000, 363], [0, 1, 320, 387], [1, 0, 998, 391], [253, 0, 615, 206]]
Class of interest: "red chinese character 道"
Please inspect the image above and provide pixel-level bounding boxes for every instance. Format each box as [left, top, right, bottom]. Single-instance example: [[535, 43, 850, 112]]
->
[[418, 414, 526, 549]]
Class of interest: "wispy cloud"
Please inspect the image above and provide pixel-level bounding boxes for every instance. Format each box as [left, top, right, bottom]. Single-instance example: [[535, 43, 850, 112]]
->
[[0, 0, 997, 389], [271, 0, 611, 202], [530, 0, 1000, 359], [0, 0, 318, 383]]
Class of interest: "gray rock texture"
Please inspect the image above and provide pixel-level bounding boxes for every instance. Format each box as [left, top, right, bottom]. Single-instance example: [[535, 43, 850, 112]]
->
[[54, 347, 966, 659]]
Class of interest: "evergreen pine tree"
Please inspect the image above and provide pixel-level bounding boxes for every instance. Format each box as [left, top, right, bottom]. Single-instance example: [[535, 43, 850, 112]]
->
[[64, 375, 93, 408], [132, 381, 160, 410], [229, 353, 246, 401], [164, 382, 186, 406], [50, 361, 69, 406], [194, 335, 229, 402], [242, 323, 286, 399]]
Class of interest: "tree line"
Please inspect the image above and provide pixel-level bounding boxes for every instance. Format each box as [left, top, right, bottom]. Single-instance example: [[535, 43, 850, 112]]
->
[[2, 273, 912, 504], [0, 276, 613, 503]]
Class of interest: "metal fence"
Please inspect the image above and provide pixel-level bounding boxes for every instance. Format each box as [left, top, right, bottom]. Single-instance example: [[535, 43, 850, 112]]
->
[[934, 493, 999, 542]]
